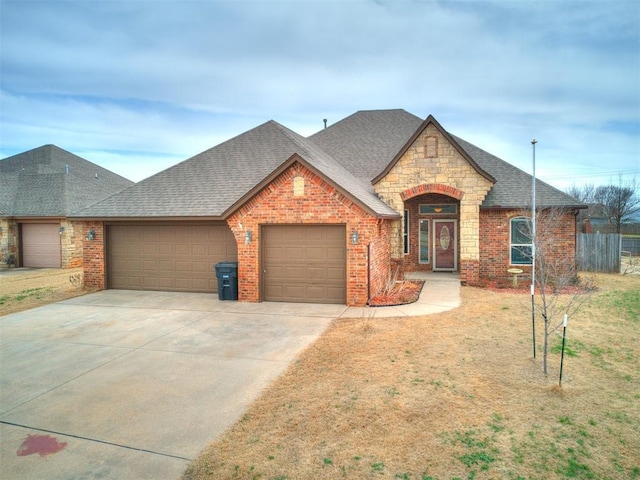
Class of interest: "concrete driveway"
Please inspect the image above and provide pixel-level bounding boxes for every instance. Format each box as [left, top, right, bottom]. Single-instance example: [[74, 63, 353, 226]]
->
[[0, 290, 343, 479]]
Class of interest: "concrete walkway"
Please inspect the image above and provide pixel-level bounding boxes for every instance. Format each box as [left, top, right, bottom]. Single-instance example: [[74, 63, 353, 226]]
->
[[341, 271, 461, 318]]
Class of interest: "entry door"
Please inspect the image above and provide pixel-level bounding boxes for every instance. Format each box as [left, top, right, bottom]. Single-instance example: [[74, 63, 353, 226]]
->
[[433, 220, 457, 271]]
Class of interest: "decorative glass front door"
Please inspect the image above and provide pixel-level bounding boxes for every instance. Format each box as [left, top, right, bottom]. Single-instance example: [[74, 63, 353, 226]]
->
[[433, 220, 457, 271]]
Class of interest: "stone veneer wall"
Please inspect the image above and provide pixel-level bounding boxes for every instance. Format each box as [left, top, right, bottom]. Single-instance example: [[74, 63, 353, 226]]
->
[[60, 219, 84, 268], [0, 218, 18, 267], [374, 123, 493, 284], [227, 161, 393, 306]]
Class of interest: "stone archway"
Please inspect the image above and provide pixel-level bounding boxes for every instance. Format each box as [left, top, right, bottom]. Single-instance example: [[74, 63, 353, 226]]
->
[[400, 183, 464, 202]]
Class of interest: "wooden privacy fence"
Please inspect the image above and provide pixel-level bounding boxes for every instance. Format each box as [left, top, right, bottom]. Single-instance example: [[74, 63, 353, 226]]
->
[[577, 233, 621, 273]]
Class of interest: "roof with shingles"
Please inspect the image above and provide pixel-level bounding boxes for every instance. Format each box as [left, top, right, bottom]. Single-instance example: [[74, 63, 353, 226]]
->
[[73, 121, 399, 218], [451, 135, 584, 208], [312, 110, 583, 209], [0, 145, 133, 217], [72, 109, 584, 219], [309, 109, 424, 181]]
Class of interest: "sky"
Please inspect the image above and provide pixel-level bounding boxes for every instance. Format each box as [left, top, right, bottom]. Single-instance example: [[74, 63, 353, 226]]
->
[[1, 0, 639, 192]]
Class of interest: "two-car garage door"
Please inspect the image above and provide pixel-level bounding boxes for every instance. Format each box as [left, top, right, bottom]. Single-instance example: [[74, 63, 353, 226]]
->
[[107, 224, 237, 293], [107, 223, 347, 304]]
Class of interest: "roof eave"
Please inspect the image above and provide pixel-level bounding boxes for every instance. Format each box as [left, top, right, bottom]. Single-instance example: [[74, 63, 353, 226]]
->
[[480, 204, 587, 210], [68, 216, 227, 222]]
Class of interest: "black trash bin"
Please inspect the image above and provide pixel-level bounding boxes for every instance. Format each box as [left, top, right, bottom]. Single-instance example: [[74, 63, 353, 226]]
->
[[214, 261, 238, 300]]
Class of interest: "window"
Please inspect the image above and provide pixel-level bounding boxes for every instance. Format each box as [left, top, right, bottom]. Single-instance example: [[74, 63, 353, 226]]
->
[[419, 219, 429, 263], [403, 210, 410, 254], [511, 217, 533, 265], [419, 204, 457, 215]]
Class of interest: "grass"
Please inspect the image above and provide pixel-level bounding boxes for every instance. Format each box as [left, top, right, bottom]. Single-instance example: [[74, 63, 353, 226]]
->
[[0, 287, 54, 305], [183, 273, 639, 480], [0, 268, 85, 316]]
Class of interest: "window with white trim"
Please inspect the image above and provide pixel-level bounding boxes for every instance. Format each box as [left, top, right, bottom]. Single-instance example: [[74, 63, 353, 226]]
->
[[510, 217, 533, 265]]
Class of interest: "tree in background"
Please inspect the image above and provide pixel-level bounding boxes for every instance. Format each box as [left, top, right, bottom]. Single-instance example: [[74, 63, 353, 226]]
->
[[567, 176, 640, 233]]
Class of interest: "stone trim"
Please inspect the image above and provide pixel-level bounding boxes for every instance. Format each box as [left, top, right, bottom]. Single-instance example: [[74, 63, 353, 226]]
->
[[400, 183, 464, 201]]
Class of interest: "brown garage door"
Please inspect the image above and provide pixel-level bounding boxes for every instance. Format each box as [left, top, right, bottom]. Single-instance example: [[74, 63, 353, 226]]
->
[[21, 223, 61, 268], [262, 225, 346, 304], [108, 224, 237, 293]]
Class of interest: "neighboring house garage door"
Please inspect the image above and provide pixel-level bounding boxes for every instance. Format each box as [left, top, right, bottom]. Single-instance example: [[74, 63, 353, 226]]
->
[[262, 225, 346, 304], [107, 224, 237, 293], [21, 223, 61, 268]]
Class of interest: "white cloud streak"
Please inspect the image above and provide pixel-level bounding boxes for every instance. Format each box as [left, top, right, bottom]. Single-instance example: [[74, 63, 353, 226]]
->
[[1, 0, 638, 185]]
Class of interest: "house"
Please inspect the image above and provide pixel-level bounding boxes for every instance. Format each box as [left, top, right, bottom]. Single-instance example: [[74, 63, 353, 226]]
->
[[72, 110, 584, 306], [0, 145, 133, 268]]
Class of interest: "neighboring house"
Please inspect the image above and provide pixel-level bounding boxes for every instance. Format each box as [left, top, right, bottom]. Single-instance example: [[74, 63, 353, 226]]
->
[[72, 110, 584, 306], [577, 203, 612, 233], [0, 145, 133, 268]]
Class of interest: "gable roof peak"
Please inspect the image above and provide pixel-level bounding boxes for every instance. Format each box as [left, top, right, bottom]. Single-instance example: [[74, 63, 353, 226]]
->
[[372, 114, 496, 184]]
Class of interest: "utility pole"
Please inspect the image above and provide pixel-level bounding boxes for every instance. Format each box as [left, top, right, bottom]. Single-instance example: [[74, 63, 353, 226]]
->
[[531, 139, 537, 359]]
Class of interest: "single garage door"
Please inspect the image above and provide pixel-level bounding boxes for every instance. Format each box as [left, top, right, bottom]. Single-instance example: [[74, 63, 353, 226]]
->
[[21, 223, 61, 268], [262, 225, 346, 304], [108, 224, 237, 293]]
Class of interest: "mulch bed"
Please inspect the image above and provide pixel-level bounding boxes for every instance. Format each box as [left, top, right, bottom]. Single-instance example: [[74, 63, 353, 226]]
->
[[368, 280, 424, 306]]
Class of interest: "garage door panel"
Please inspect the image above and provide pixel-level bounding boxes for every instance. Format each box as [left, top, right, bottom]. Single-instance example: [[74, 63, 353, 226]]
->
[[108, 224, 236, 293], [158, 244, 175, 255], [284, 265, 306, 278], [327, 267, 345, 281], [263, 225, 346, 304], [21, 223, 61, 268], [306, 266, 328, 280]]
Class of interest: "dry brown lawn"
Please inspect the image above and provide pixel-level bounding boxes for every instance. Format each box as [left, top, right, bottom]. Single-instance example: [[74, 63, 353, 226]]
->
[[0, 268, 87, 316], [184, 274, 640, 480]]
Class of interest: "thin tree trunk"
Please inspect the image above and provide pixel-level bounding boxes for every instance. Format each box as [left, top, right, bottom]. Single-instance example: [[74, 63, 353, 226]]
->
[[543, 314, 549, 375]]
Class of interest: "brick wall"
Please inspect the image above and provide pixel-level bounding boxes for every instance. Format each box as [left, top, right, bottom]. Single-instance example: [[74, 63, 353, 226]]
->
[[479, 208, 577, 286], [227, 161, 393, 306], [82, 221, 106, 290]]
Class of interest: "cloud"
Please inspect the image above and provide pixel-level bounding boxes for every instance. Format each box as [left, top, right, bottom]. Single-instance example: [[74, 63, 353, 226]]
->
[[1, 0, 638, 188]]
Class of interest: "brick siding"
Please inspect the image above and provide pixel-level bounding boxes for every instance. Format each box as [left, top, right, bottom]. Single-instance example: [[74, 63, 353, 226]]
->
[[82, 221, 106, 290], [227, 161, 393, 306], [479, 209, 578, 286]]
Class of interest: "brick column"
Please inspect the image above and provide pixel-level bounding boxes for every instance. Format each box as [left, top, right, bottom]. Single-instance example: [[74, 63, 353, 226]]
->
[[82, 221, 106, 290]]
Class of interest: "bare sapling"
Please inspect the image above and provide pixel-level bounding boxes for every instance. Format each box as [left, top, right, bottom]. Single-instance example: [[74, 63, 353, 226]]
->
[[522, 207, 597, 375]]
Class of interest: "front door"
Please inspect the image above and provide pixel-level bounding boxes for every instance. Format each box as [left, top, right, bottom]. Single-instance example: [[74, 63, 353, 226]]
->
[[433, 220, 457, 271]]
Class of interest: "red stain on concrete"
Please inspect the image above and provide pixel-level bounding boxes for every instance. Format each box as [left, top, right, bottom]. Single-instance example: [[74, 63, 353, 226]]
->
[[17, 434, 67, 457]]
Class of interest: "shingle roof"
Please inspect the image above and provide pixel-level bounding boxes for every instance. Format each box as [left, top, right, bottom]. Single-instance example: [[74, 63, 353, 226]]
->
[[309, 109, 424, 180], [73, 121, 398, 218], [312, 110, 583, 209], [452, 136, 584, 208], [0, 145, 133, 217], [71, 109, 584, 219]]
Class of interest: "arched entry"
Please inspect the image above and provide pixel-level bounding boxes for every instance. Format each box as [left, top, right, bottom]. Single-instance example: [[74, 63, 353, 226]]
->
[[401, 184, 462, 272]]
